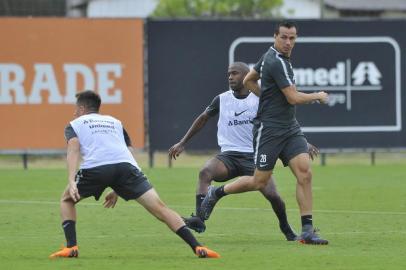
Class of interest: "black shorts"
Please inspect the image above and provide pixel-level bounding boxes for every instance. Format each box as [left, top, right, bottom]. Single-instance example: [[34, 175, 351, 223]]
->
[[215, 151, 255, 180], [75, 162, 153, 201], [253, 124, 308, 171]]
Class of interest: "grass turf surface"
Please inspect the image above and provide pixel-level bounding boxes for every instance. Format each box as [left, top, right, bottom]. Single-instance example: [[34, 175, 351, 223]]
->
[[0, 165, 406, 269]]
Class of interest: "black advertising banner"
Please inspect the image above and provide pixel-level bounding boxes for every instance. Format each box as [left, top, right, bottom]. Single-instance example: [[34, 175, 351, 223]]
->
[[148, 20, 406, 150]]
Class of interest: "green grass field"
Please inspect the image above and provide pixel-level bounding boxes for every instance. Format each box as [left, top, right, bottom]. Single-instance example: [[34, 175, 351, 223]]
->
[[1, 164, 406, 269]]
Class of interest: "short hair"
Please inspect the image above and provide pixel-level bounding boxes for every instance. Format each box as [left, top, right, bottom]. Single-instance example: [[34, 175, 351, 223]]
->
[[75, 90, 101, 112], [274, 20, 298, 35], [230, 62, 250, 74]]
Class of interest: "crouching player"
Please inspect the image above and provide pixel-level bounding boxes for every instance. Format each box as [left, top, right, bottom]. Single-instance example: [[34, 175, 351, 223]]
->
[[49, 90, 220, 259]]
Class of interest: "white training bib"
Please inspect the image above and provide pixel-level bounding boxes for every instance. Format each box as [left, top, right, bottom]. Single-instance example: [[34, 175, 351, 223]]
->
[[70, 113, 139, 169], [217, 91, 258, 152]]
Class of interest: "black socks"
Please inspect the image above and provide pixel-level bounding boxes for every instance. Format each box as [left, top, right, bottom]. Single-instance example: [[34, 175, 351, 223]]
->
[[62, 220, 77, 248], [214, 185, 227, 199], [301, 215, 313, 228], [176, 225, 201, 252]]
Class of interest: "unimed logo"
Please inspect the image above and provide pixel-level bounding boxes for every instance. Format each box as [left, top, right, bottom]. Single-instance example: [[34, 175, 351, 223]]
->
[[0, 63, 123, 104], [293, 60, 382, 110], [294, 61, 382, 87]]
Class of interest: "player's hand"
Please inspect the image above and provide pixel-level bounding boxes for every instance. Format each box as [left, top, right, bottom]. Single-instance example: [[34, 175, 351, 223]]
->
[[168, 142, 185, 160], [103, 191, 118, 208], [317, 91, 329, 104], [308, 143, 319, 161], [68, 181, 80, 202]]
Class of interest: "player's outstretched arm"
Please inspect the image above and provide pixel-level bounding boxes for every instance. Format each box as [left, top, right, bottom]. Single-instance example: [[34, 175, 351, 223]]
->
[[168, 112, 210, 160], [281, 85, 329, 105], [243, 69, 261, 96]]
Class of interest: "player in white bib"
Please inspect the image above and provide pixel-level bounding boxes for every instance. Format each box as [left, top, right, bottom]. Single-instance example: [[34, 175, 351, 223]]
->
[[50, 90, 219, 259], [169, 62, 317, 240]]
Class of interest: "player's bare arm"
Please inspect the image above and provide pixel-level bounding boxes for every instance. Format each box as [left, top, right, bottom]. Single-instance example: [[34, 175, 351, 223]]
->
[[281, 85, 329, 105], [168, 112, 211, 160], [66, 137, 81, 202], [243, 69, 261, 96]]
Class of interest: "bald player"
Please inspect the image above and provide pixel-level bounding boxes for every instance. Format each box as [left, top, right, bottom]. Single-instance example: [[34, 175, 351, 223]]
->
[[169, 62, 312, 240]]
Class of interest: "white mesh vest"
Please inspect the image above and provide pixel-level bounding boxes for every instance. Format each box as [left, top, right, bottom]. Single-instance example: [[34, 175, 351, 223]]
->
[[217, 91, 258, 152], [70, 113, 139, 169]]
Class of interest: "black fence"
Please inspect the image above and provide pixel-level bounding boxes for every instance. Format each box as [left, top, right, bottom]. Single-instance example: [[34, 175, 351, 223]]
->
[[148, 19, 406, 152]]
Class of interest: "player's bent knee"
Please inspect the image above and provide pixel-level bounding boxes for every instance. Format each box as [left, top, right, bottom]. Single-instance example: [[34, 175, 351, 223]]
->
[[60, 191, 74, 203], [199, 167, 213, 183], [297, 170, 312, 185], [254, 178, 268, 190], [252, 172, 271, 190]]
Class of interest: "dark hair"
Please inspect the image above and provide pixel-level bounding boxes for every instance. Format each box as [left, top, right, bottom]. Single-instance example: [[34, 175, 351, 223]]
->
[[75, 90, 101, 112], [274, 20, 298, 35], [230, 62, 250, 74]]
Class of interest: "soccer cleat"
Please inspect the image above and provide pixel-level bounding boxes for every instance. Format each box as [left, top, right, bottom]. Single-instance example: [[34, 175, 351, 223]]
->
[[195, 246, 220, 258], [183, 214, 206, 233], [49, 245, 79, 258], [298, 226, 328, 245], [280, 224, 298, 241], [198, 186, 219, 221]]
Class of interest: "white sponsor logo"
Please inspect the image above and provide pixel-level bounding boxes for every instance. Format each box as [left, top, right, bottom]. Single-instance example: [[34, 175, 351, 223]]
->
[[294, 61, 382, 87], [0, 63, 123, 104], [352, 62, 382, 86], [293, 60, 382, 110]]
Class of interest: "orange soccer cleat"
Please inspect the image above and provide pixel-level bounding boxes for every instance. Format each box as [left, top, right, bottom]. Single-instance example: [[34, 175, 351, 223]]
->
[[49, 245, 79, 258], [195, 246, 220, 258]]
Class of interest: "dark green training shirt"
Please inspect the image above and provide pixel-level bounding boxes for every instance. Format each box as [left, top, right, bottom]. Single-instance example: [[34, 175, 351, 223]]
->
[[253, 46, 301, 134]]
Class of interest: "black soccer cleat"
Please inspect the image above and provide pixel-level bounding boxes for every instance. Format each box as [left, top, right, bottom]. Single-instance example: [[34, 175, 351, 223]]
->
[[182, 214, 206, 233], [198, 186, 219, 221], [298, 225, 328, 245], [280, 224, 298, 241]]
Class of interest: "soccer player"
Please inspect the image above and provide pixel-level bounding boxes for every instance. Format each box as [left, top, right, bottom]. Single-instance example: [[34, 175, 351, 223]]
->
[[49, 90, 220, 259], [199, 21, 329, 245], [168, 62, 317, 240]]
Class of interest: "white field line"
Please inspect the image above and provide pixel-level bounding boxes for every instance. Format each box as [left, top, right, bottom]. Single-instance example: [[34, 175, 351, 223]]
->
[[0, 199, 405, 216], [1, 231, 406, 240]]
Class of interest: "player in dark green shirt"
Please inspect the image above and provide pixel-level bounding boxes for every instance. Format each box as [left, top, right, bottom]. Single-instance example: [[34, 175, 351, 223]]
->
[[200, 20, 329, 245]]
